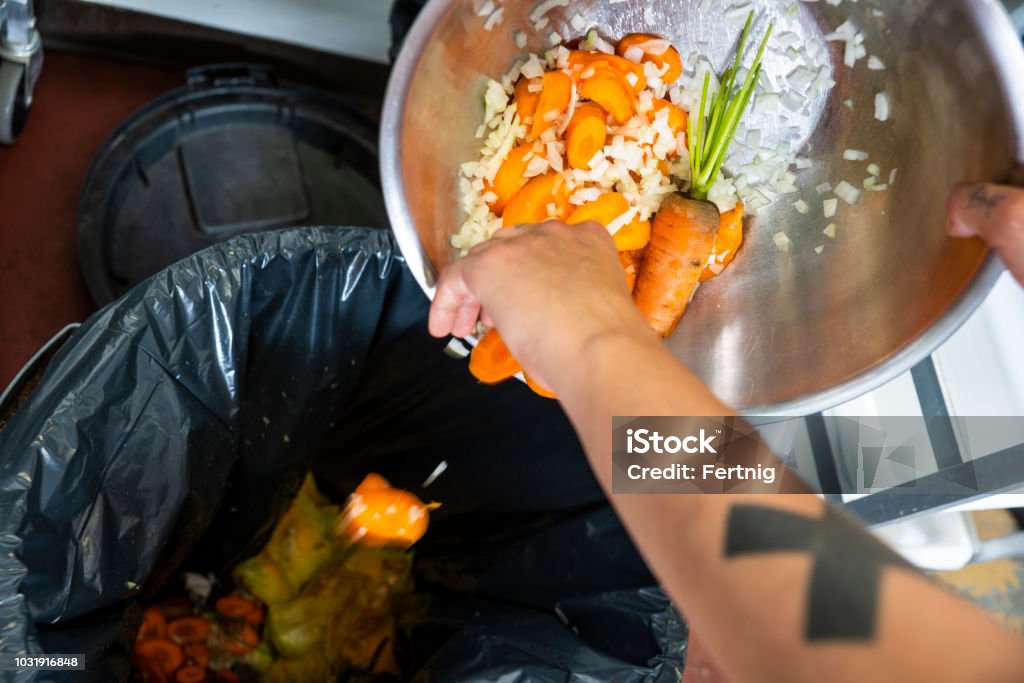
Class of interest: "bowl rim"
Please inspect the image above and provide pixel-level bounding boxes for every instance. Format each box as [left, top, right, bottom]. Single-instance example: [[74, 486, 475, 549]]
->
[[380, 0, 1024, 417]]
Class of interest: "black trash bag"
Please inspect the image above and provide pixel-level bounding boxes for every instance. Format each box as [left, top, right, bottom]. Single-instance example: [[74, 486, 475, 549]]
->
[[0, 227, 687, 683]]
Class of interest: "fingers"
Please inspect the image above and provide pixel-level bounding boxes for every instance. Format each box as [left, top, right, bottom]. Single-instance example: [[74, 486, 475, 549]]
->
[[948, 183, 1024, 284], [428, 260, 475, 338]]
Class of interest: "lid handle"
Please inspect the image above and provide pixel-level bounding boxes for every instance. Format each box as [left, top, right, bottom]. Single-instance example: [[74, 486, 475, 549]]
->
[[186, 64, 279, 91]]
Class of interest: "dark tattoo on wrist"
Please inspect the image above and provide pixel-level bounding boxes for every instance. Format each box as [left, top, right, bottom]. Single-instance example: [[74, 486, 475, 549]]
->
[[967, 185, 1006, 218], [725, 505, 914, 642]]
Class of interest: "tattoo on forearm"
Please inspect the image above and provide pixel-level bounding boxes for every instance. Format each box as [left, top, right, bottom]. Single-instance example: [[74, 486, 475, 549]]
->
[[724, 505, 913, 642], [967, 185, 1006, 218]]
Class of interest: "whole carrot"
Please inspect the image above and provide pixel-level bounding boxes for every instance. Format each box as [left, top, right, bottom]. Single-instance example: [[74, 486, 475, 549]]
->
[[632, 194, 720, 338], [633, 12, 770, 338]]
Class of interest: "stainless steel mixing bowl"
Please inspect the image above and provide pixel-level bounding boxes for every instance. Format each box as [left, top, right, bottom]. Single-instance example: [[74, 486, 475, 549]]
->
[[381, 0, 1024, 415]]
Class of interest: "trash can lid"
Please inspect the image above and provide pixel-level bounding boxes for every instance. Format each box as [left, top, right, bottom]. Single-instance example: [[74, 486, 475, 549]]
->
[[77, 63, 388, 306]]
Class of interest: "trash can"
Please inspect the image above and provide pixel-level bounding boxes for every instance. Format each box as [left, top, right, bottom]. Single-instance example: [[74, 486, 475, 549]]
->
[[0, 227, 686, 682]]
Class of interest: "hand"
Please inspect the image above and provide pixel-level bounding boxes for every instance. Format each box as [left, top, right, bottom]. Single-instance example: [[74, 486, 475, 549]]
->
[[428, 221, 656, 390], [947, 183, 1024, 285]]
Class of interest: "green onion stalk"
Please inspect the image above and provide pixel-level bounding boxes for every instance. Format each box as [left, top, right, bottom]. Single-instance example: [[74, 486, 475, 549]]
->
[[687, 12, 773, 202]]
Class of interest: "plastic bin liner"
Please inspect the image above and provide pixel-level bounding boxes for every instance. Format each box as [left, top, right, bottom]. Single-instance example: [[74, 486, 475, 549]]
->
[[0, 227, 687, 682]]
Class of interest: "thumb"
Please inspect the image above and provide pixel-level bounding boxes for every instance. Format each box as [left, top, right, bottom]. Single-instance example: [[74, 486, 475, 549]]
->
[[947, 183, 1024, 285]]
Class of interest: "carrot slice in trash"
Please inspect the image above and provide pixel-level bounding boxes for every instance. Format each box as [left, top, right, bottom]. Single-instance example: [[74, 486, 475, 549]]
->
[[701, 202, 745, 281], [513, 77, 541, 123], [213, 671, 239, 683], [617, 33, 683, 83], [469, 329, 522, 384], [341, 486, 432, 548], [135, 638, 184, 676], [566, 104, 607, 170], [221, 625, 260, 656], [613, 218, 652, 252], [502, 172, 569, 227], [530, 71, 572, 140], [486, 141, 543, 213], [183, 642, 210, 669], [167, 617, 212, 644], [139, 606, 168, 640], [215, 594, 259, 621], [579, 68, 635, 125], [174, 666, 207, 683], [567, 192, 630, 228]]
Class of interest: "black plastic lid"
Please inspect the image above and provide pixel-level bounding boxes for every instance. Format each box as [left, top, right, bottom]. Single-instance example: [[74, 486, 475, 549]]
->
[[77, 63, 388, 306]]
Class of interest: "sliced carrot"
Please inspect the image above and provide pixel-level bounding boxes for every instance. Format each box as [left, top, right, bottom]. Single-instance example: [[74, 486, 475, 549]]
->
[[614, 218, 652, 252], [567, 51, 646, 93], [486, 141, 543, 213], [135, 638, 184, 676], [619, 250, 644, 294], [355, 473, 391, 494], [701, 202, 745, 281], [524, 373, 557, 400], [215, 594, 258, 621], [139, 606, 168, 641], [469, 329, 521, 385], [565, 104, 607, 170], [633, 193, 720, 338], [616, 33, 683, 83], [649, 98, 688, 136], [167, 617, 212, 644], [502, 172, 569, 227], [340, 486, 432, 548], [183, 642, 210, 669], [221, 625, 260, 656], [174, 666, 207, 683], [579, 68, 635, 125], [513, 77, 541, 123], [567, 192, 630, 228], [244, 604, 265, 626], [530, 71, 572, 140]]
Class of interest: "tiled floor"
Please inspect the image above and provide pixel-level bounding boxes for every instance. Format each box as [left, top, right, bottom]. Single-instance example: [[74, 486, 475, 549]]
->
[[938, 511, 1024, 636], [0, 51, 181, 390]]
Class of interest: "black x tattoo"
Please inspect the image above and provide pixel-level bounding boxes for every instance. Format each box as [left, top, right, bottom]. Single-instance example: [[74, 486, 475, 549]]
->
[[966, 185, 1006, 219], [725, 505, 914, 642]]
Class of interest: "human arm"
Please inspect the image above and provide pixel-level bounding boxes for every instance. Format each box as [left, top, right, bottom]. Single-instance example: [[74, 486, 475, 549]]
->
[[429, 221, 1024, 683]]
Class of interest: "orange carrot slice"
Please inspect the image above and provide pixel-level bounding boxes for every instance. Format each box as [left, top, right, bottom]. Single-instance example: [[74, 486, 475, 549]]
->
[[502, 172, 569, 227], [468, 329, 521, 384], [633, 193, 720, 338], [174, 667, 207, 683], [614, 218, 652, 251], [617, 33, 683, 83], [566, 104, 608, 170], [579, 68, 635, 125], [167, 617, 212, 644], [183, 643, 210, 669], [355, 473, 391, 494], [341, 486, 432, 548], [619, 250, 644, 293], [530, 71, 572, 140], [567, 192, 630, 228], [649, 98, 688, 136], [135, 638, 184, 676], [215, 594, 258, 621], [513, 77, 541, 123], [139, 606, 168, 641], [221, 625, 260, 656], [567, 51, 647, 93], [524, 373, 557, 399], [701, 202, 745, 281], [487, 141, 543, 213]]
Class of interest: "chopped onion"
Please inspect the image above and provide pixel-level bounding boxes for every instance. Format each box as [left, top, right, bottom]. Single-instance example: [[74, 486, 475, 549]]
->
[[834, 181, 861, 205]]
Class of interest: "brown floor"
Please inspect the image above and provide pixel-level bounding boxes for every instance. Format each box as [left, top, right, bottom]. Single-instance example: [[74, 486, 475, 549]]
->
[[0, 51, 181, 390]]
